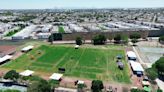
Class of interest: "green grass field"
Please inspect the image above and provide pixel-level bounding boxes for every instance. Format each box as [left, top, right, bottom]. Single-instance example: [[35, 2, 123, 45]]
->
[[2, 45, 130, 83], [58, 26, 65, 33]]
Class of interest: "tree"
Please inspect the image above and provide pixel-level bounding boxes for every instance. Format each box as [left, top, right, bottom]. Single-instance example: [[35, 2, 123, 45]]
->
[[157, 88, 163, 92], [145, 68, 158, 81], [114, 34, 121, 43], [130, 33, 141, 39], [48, 34, 53, 44], [27, 79, 51, 92], [92, 34, 106, 45], [131, 38, 138, 46], [130, 33, 141, 46], [122, 35, 129, 45], [113, 34, 129, 44], [48, 33, 62, 42], [155, 57, 164, 79], [159, 35, 164, 43], [91, 80, 104, 92], [4, 70, 19, 81], [77, 84, 87, 92], [76, 37, 83, 45], [48, 80, 59, 89], [145, 57, 164, 81], [108, 35, 113, 42]]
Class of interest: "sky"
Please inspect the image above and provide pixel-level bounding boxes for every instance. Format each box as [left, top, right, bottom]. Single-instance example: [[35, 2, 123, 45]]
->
[[0, 0, 164, 9]]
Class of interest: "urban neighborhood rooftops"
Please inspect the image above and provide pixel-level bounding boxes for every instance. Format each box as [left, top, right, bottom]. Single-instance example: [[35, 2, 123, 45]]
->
[[12, 25, 36, 39]]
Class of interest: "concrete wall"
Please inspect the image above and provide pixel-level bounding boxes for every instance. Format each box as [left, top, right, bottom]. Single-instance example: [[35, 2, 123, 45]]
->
[[148, 28, 164, 37], [62, 30, 149, 40]]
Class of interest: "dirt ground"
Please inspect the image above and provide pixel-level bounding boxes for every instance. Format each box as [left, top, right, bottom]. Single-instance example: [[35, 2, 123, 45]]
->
[[1, 40, 161, 91]]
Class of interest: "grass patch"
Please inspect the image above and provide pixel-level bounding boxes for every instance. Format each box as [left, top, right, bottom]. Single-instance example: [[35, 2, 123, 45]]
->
[[58, 26, 65, 33], [2, 45, 130, 83], [5, 27, 22, 37]]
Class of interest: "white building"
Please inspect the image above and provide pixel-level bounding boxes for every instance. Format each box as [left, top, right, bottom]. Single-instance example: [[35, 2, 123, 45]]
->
[[36, 33, 51, 39], [21, 45, 34, 52], [127, 51, 137, 60], [49, 73, 63, 81]]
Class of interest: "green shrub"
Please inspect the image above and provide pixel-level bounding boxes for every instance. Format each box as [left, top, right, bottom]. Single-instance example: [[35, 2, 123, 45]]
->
[[130, 88, 145, 92], [0, 89, 21, 92], [4, 70, 19, 80]]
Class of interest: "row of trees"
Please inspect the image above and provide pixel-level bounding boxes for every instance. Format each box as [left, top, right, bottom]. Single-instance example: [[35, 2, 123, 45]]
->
[[75, 33, 141, 45], [27, 79, 57, 92], [2, 70, 59, 92], [28, 79, 104, 92], [146, 57, 164, 81], [4, 69, 163, 92], [2, 70, 104, 92]]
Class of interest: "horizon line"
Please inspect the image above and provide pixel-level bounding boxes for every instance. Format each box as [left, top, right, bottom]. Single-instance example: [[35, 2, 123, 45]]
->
[[1, 7, 164, 10]]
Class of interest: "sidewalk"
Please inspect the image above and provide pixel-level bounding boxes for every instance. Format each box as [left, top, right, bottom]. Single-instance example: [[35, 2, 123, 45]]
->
[[156, 78, 164, 92]]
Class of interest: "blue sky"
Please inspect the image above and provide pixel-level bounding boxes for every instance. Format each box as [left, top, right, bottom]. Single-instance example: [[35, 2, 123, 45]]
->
[[0, 0, 164, 9]]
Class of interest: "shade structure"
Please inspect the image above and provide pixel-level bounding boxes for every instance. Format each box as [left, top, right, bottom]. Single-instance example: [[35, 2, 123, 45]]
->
[[20, 70, 34, 76], [21, 45, 34, 52], [142, 81, 150, 86], [129, 61, 144, 72], [75, 45, 79, 49], [127, 51, 137, 60], [143, 76, 149, 81], [49, 73, 63, 80], [0, 55, 12, 63], [77, 80, 84, 84], [144, 86, 151, 92]]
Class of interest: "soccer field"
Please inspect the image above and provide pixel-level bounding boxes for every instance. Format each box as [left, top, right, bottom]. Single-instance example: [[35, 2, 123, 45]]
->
[[2, 45, 130, 83]]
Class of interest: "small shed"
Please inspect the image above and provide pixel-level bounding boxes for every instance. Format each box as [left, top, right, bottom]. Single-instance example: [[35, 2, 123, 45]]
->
[[75, 45, 79, 49], [127, 51, 137, 60], [77, 80, 84, 84], [75, 80, 85, 85], [20, 70, 34, 77], [49, 73, 63, 81], [129, 61, 144, 76], [142, 81, 150, 86], [21, 45, 34, 52], [0, 55, 12, 64]]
